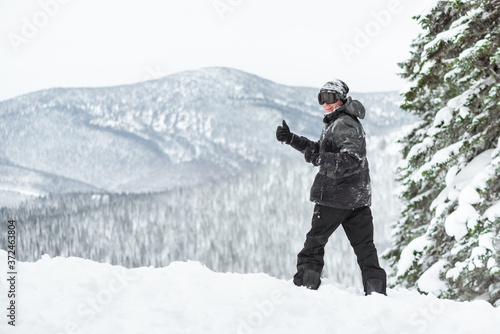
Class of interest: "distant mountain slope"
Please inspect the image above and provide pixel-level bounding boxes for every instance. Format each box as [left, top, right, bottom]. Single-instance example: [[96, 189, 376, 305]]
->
[[0, 67, 412, 205]]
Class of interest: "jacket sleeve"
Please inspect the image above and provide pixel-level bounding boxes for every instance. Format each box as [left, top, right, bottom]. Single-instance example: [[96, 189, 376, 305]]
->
[[318, 118, 365, 172], [288, 133, 319, 154]]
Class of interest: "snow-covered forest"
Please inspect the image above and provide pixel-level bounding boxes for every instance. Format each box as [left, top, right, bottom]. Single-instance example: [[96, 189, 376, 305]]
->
[[0, 127, 404, 288]]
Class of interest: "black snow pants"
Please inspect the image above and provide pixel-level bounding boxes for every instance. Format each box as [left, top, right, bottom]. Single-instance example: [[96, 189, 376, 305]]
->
[[294, 204, 387, 294]]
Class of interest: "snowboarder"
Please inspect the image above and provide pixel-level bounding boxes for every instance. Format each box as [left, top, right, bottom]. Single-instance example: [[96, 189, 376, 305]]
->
[[276, 79, 387, 295]]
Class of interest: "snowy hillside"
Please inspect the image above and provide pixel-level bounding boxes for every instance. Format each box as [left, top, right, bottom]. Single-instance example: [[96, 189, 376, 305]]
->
[[0, 67, 410, 205], [0, 250, 499, 334]]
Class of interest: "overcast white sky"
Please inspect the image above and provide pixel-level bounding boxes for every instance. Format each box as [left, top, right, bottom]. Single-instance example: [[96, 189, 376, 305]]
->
[[0, 0, 434, 102]]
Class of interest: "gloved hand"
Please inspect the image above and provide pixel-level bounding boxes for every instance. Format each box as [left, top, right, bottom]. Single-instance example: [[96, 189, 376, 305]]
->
[[304, 144, 321, 166], [276, 120, 293, 144]]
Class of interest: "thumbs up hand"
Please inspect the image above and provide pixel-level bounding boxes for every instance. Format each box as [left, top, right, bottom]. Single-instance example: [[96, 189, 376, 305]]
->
[[276, 120, 293, 144]]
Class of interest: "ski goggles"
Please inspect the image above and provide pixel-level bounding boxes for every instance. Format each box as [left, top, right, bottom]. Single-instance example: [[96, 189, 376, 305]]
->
[[318, 91, 340, 105]]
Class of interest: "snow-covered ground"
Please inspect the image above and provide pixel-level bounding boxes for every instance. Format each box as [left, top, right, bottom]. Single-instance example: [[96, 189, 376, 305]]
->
[[1, 250, 499, 334]]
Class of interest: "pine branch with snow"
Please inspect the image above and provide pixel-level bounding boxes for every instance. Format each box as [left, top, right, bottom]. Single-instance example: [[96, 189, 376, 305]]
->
[[385, 0, 500, 305]]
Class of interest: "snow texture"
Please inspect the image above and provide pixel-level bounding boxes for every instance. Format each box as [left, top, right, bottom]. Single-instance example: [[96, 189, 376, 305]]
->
[[423, 22, 469, 57], [484, 201, 500, 222], [431, 149, 493, 214], [417, 259, 448, 294], [446, 261, 467, 281], [397, 236, 431, 277], [458, 185, 480, 206], [478, 232, 495, 251], [405, 136, 434, 164], [412, 141, 463, 182], [444, 204, 478, 240], [431, 150, 493, 240], [412, 147, 496, 287], [1, 250, 500, 334], [453, 149, 493, 190], [422, 7, 483, 62], [433, 106, 453, 127]]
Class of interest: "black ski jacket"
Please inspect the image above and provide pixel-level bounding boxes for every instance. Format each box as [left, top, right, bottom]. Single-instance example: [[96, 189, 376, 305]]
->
[[288, 97, 371, 209]]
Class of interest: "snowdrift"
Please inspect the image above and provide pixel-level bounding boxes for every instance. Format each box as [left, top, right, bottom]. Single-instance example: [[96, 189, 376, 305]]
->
[[0, 250, 499, 334]]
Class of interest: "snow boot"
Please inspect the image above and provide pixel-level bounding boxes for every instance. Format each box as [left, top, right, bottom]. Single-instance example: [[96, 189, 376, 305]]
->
[[365, 278, 385, 296], [302, 269, 321, 290], [293, 269, 321, 290]]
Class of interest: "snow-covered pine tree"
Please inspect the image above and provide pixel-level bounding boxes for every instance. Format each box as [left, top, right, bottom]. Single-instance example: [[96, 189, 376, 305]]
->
[[385, 0, 500, 305]]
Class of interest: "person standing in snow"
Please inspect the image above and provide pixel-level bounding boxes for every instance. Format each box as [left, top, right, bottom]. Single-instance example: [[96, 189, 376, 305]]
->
[[276, 79, 387, 295]]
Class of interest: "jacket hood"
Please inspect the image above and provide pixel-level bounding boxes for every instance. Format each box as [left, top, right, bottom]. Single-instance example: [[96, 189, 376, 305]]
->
[[342, 97, 365, 119]]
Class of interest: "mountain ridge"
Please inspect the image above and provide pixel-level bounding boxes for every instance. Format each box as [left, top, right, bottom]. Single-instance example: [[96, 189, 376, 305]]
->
[[0, 67, 413, 206]]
